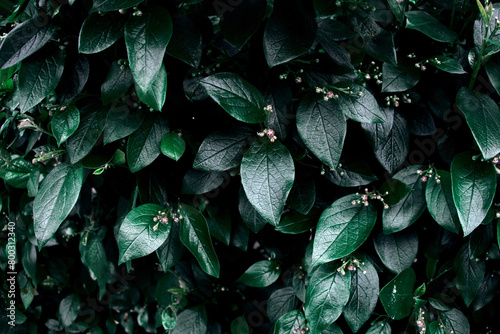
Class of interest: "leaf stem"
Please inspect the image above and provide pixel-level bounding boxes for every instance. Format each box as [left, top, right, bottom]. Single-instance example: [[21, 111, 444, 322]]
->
[[469, 27, 490, 90]]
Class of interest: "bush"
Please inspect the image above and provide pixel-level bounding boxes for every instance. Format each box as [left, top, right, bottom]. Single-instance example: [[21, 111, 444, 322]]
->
[[1, 0, 500, 333]]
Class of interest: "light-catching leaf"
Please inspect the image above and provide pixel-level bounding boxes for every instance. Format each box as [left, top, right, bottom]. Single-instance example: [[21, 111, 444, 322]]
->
[[101, 61, 134, 105], [381, 63, 420, 93], [51, 105, 80, 146], [379, 268, 416, 320], [267, 287, 298, 323], [405, 11, 457, 43], [118, 203, 171, 264], [237, 260, 281, 287], [161, 132, 185, 161], [171, 305, 207, 334], [336, 84, 385, 123], [135, 63, 167, 111], [273, 310, 306, 334], [84, 236, 109, 299], [453, 244, 485, 307], [78, 12, 126, 54], [373, 230, 418, 274], [34, 163, 83, 249], [59, 294, 80, 328]]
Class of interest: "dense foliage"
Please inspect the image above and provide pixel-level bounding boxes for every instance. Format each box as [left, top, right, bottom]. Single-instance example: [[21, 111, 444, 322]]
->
[[1, 0, 500, 333]]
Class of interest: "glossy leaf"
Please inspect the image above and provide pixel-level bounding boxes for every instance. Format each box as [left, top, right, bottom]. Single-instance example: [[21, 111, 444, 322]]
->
[[451, 151, 496, 236], [156, 219, 184, 272], [287, 176, 315, 215], [373, 230, 418, 274], [238, 188, 268, 233], [59, 294, 80, 328], [405, 11, 457, 43], [125, 5, 172, 91], [78, 12, 126, 54], [379, 268, 416, 320], [276, 208, 320, 235], [161, 132, 185, 161], [118, 203, 171, 264], [240, 139, 295, 226], [179, 205, 220, 277], [305, 262, 351, 333], [34, 163, 83, 249], [365, 321, 392, 334], [296, 94, 346, 169], [84, 236, 108, 299], [454, 244, 485, 307], [51, 105, 80, 146], [378, 179, 412, 206], [171, 305, 207, 334], [428, 56, 467, 74], [381, 63, 420, 93], [456, 87, 500, 159], [337, 84, 385, 123], [237, 260, 281, 287], [325, 157, 378, 187], [103, 104, 145, 145], [441, 309, 470, 334], [273, 310, 306, 334], [101, 61, 134, 105], [200, 72, 267, 123], [181, 170, 227, 195], [312, 194, 377, 266], [166, 14, 202, 68], [267, 287, 298, 323], [136, 63, 167, 111]]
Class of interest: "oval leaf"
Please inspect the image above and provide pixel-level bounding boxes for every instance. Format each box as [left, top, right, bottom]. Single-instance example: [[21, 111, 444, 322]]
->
[[373, 230, 418, 274], [405, 11, 457, 43], [161, 132, 186, 161], [237, 260, 281, 287], [78, 12, 126, 54], [379, 268, 416, 320], [52, 105, 80, 146]]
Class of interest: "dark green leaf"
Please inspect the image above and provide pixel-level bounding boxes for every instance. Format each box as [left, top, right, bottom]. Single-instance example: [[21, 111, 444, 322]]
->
[[428, 56, 466, 74], [316, 19, 356, 41], [101, 61, 133, 105], [456, 87, 500, 159], [296, 94, 346, 169], [373, 230, 418, 274], [305, 262, 351, 333], [161, 132, 185, 161], [337, 84, 385, 123], [127, 113, 169, 173], [361, 107, 393, 152], [381, 63, 420, 93], [316, 33, 353, 69], [92, 0, 144, 13], [180, 205, 220, 277], [156, 219, 184, 272], [453, 244, 485, 307], [325, 157, 378, 187], [241, 139, 295, 226], [52, 105, 80, 146], [343, 259, 379, 333], [0, 154, 33, 188], [387, 0, 407, 22], [267, 287, 298, 323], [78, 12, 126, 54], [18, 49, 64, 113], [292, 271, 306, 303], [263, 0, 316, 67], [181, 170, 227, 195], [21, 241, 37, 286], [321, 323, 344, 334], [441, 309, 470, 334], [238, 187, 268, 233], [405, 11, 457, 43], [56, 56, 90, 105], [220, 0, 267, 49], [382, 165, 427, 234], [34, 163, 83, 249], [171, 305, 207, 334], [363, 30, 397, 66], [118, 203, 171, 264], [200, 72, 267, 123], [135, 63, 167, 111], [166, 14, 202, 68], [287, 176, 315, 215], [378, 178, 412, 206], [66, 105, 107, 164], [231, 221, 249, 251], [206, 208, 231, 246], [231, 315, 249, 334], [0, 15, 56, 69], [312, 194, 377, 266], [193, 128, 251, 171], [125, 5, 172, 91], [59, 294, 80, 328], [425, 170, 461, 234], [451, 151, 496, 236], [237, 260, 280, 287], [485, 59, 500, 96], [276, 208, 320, 234], [379, 268, 416, 320], [84, 236, 109, 299], [103, 104, 145, 145], [273, 310, 305, 334], [365, 321, 392, 334]]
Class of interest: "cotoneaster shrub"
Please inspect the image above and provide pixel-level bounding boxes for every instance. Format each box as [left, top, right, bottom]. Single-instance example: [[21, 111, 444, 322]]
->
[[1, 0, 500, 333]]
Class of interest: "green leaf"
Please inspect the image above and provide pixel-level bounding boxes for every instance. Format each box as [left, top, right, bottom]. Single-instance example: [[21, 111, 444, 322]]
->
[[312, 194, 377, 266], [162, 308, 177, 330], [125, 5, 172, 91], [485, 59, 500, 96], [179, 205, 220, 277], [156, 219, 184, 272], [59, 294, 80, 328], [220, 0, 267, 49], [34, 163, 83, 249], [0, 15, 56, 69], [441, 309, 470, 334], [135, 63, 167, 111], [378, 178, 412, 206], [405, 11, 457, 43], [240, 139, 295, 226], [51, 105, 80, 146], [263, 0, 316, 67], [101, 61, 134, 105], [118, 203, 171, 264], [18, 49, 64, 113], [451, 151, 496, 236], [425, 170, 461, 234], [21, 241, 37, 287], [66, 105, 107, 164], [321, 323, 344, 334], [325, 157, 378, 187], [453, 244, 485, 307], [287, 176, 315, 215], [206, 208, 231, 246], [456, 87, 500, 159], [381, 63, 420, 93], [127, 113, 169, 173], [166, 14, 202, 68], [343, 259, 379, 333], [193, 128, 251, 171], [267, 287, 298, 323], [428, 56, 467, 74], [362, 31, 397, 66], [103, 104, 145, 145], [200, 72, 267, 123], [238, 187, 268, 233], [296, 94, 346, 169], [78, 12, 126, 54], [336, 84, 385, 123], [387, 0, 407, 22], [237, 260, 281, 287], [161, 132, 185, 161], [304, 262, 351, 333], [171, 305, 207, 334], [0, 154, 33, 188], [292, 271, 306, 303], [273, 310, 306, 334], [365, 321, 392, 334], [379, 268, 416, 320], [84, 236, 109, 299], [382, 165, 427, 234], [92, 0, 144, 12], [275, 208, 320, 235], [181, 170, 227, 195], [373, 230, 418, 274], [231, 315, 249, 334]]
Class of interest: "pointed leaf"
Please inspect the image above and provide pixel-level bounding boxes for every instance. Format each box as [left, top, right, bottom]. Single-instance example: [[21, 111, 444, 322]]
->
[[171, 305, 207, 334], [166, 14, 202, 68], [181, 170, 227, 195], [275, 208, 320, 235], [240, 139, 295, 225], [103, 104, 145, 145], [78, 12, 126, 54], [453, 244, 485, 307], [381, 63, 420, 93], [101, 61, 134, 105], [379, 268, 416, 320], [337, 84, 385, 123], [84, 236, 109, 299], [287, 176, 315, 215], [136, 63, 167, 111], [238, 187, 268, 233], [161, 132, 185, 161], [273, 310, 306, 334], [428, 56, 467, 74], [405, 11, 457, 43], [267, 287, 298, 323], [237, 260, 281, 287], [373, 230, 418, 274], [51, 105, 80, 146], [59, 294, 80, 328], [156, 219, 184, 272], [441, 309, 470, 334]]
